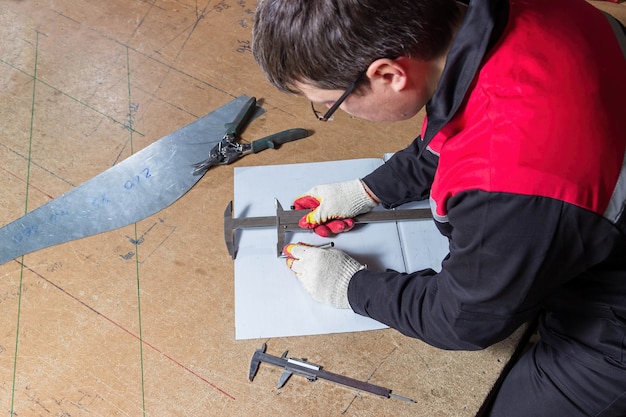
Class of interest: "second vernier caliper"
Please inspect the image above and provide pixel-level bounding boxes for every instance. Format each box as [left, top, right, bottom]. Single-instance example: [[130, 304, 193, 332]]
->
[[224, 199, 432, 259], [249, 343, 415, 402]]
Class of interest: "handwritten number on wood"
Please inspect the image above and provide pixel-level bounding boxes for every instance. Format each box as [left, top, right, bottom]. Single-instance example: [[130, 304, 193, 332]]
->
[[236, 40, 251, 53]]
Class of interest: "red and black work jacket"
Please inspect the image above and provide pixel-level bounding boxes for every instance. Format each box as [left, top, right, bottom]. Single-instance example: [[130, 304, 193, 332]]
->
[[351, 0, 626, 367]]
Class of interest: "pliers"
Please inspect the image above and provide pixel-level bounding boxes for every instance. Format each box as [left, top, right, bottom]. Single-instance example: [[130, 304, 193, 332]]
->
[[192, 97, 309, 175]]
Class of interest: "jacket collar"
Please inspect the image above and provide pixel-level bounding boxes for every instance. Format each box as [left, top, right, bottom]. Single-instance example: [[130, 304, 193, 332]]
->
[[423, 0, 509, 143]]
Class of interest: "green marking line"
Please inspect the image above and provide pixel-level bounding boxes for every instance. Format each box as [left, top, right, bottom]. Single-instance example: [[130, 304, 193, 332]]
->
[[127, 45, 148, 417], [0, 57, 144, 137], [10, 30, 40, 417]]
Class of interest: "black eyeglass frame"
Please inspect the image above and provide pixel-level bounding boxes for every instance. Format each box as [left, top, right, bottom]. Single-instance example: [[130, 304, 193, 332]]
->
[[311, 70, 366, 122]]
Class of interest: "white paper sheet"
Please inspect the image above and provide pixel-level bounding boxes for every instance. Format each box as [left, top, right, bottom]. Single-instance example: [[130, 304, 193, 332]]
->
[[233, 158, 449, 340]]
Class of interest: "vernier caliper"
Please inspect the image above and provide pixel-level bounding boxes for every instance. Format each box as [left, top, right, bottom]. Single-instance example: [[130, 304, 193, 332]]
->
[[224, 200, 432, 259], [249, 343, 415, 402]]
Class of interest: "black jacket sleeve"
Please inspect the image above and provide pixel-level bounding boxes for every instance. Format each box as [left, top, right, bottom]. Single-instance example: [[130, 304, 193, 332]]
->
[[347, 190, 622, 350], [362, 136, 438, 208]]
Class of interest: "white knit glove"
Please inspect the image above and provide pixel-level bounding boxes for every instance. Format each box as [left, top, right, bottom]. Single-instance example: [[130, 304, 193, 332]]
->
[[293, 179, 378, 236], [282, 244, 365, 309]]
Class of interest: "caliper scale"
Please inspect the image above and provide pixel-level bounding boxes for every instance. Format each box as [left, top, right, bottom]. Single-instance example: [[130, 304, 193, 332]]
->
[[224, 199, 433, 259]]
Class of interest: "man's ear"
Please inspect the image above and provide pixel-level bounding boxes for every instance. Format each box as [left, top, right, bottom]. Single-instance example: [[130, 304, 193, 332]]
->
[[366, 57, 409, 92]]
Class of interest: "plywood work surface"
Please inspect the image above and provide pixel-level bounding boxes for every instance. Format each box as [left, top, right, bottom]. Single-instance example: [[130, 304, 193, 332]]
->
[[0, 1, 545, 416]]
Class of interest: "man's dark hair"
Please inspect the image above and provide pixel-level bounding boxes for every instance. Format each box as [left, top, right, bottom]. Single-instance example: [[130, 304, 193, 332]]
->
[[252, 0, 462, 94]]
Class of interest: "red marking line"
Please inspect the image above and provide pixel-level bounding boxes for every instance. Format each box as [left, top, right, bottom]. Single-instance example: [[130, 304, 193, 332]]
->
[[17, 260, 236, 401], [0, 166, 55, 200]]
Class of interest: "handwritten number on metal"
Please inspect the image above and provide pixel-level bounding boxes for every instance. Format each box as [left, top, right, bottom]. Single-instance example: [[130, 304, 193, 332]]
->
[[124, 167, 152, 190]]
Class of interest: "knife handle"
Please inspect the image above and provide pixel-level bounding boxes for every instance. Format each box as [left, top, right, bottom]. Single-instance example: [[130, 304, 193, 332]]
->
[[251, 128, 309, 153]]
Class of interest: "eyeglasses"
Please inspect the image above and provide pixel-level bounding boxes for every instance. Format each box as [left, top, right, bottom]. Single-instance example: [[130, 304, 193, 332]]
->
[[310, 70, 366, 122]]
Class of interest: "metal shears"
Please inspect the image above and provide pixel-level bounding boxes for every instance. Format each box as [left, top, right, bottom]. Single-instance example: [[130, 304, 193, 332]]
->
[[192, 97, 309, 175]]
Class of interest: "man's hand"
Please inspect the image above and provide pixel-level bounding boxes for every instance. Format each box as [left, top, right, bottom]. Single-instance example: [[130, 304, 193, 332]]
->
[[282, 243, 365, 309], [293, 179, 378, 237]]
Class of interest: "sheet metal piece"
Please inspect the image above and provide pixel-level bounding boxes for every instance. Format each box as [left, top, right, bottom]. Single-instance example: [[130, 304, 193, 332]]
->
[[0, 95, 260, 266]]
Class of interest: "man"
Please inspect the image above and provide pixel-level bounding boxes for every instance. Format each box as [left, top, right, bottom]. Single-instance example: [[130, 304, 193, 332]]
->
[[252, 0, 626, 415]]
